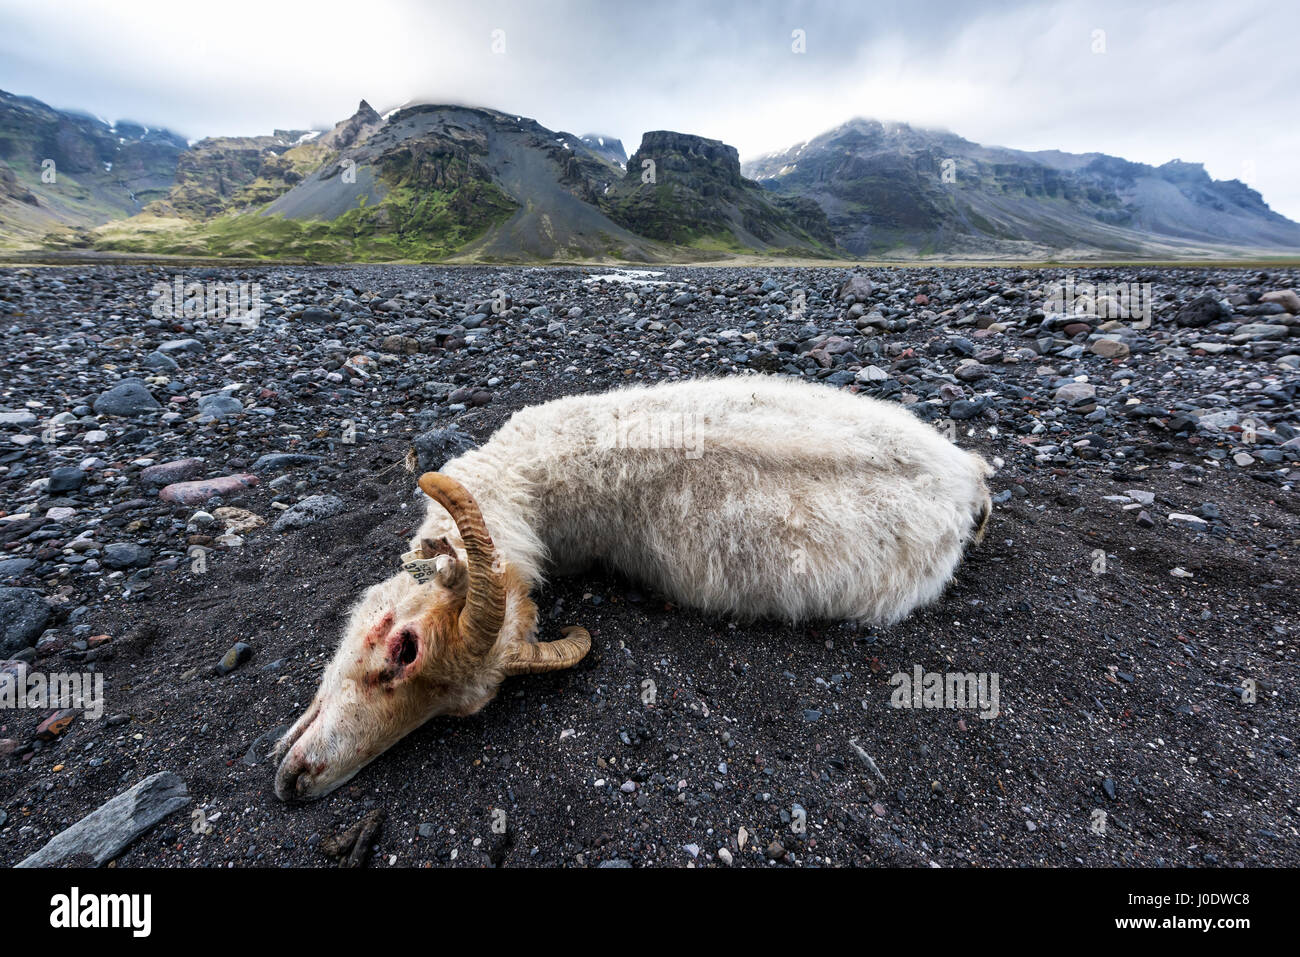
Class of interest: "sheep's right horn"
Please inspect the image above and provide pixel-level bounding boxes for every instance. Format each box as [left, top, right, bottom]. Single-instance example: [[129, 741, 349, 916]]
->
[[502, 626, 592, 675], [417, 472, 505, 659]]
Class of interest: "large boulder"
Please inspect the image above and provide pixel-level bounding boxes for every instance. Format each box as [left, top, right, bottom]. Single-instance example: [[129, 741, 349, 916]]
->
[[411, 426, 477, 473], [1054, 382, 1097, 405], [92, 379, 161, 417], [0, 587, 51, 655], [47, 466, 86, 493], [197, 394, 244, 419], [837, 274, 875, 302], [159, 473, 259, 505], [1175, 294, 1228, 328], [17, 772, 190, 867], [272, 494, 347, 532]]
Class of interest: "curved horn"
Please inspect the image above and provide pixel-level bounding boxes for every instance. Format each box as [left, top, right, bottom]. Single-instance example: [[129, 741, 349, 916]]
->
[[502, 626, 592, 675], [417, 472, 505, 659]]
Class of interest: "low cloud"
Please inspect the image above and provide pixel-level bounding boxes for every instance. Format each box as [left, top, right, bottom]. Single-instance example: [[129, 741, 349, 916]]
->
[[2, 0, 1296, 218]]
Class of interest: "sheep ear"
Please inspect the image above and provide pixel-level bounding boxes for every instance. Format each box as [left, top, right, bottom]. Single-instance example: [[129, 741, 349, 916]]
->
[[420, 537, 457, 559], [434, 554, 469, 596], [419, 537, 468, 594]]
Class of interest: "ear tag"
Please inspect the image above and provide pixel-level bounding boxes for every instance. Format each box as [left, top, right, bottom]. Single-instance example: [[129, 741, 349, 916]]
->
[[401, 550, 444, 584]]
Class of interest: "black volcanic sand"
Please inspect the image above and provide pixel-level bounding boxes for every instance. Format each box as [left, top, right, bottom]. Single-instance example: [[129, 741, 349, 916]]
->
[[0, 263, 1296, 867]]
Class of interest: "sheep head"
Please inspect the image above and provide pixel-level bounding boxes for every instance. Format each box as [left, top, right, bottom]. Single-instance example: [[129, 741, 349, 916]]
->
[[273, 473, 590, 801]]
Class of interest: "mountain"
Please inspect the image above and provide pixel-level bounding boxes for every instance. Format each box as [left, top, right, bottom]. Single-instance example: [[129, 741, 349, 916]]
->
[[743, 117, 1300, 257], [143, 129, 331, 219], [0, 90, 187, 248], [601, 131, 834, 254], [580, 134, 627, 168], [252, 103, 665, 261], [93, 102, 829, 262], [3, 88, 1298, 261], [318, 99, 382, 151]]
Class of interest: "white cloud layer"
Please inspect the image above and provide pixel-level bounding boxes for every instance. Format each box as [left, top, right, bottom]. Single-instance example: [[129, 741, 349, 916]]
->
[[2, 0, 1297, 219]]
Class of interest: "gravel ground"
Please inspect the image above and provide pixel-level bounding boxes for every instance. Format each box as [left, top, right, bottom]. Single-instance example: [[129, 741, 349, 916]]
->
[[0, 262, 1297, 867]]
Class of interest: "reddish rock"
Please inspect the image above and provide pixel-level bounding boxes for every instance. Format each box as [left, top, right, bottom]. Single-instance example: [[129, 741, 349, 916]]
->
[[159, 473, 259, 505], [140, 457, 205, 486], [36, 709, 77, 740], [806, 348, 833, 369]]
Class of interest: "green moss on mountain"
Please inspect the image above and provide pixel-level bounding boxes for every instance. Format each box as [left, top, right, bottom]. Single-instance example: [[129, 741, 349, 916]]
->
[[95, 140, 518, 263], [146, 136, 335, 219]]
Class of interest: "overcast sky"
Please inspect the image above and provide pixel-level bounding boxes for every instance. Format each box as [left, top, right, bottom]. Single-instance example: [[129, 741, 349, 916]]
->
[[2, 0, 1297, 219]]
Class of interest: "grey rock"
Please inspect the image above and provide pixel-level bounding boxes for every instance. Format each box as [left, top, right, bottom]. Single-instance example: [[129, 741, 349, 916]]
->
[[949, 397, 989, 419], [93, 380, 161, 417], [197, 393, 244, 419], [47, 466, 85, 493], [0, 587, 51, 655], [0, 558, 36, 579], [272, 494, 347, 531], [1175, 294, 1228, 328], [252, 452, 325, 474], [1168, 512, 1209, 532], [102, 543, 152, 569], [1231, 323, 1289, 342], [158, 338, 204, 354], [412, 426, 477, 473], [17, 771, 190, 867], [837, 274, 874, 301], [955, 362, 992, 382], [1196, 410, 1239, 432], [142, 351, 180, 372], [1054, 382, 1097, 405], [855, 365, 890, 383], [0, 411, 38, 428]]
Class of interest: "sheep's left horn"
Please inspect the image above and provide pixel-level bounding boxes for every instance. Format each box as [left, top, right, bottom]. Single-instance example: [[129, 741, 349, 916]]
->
[[417, 472, 505, 660], [502, 626, 591, 675]]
